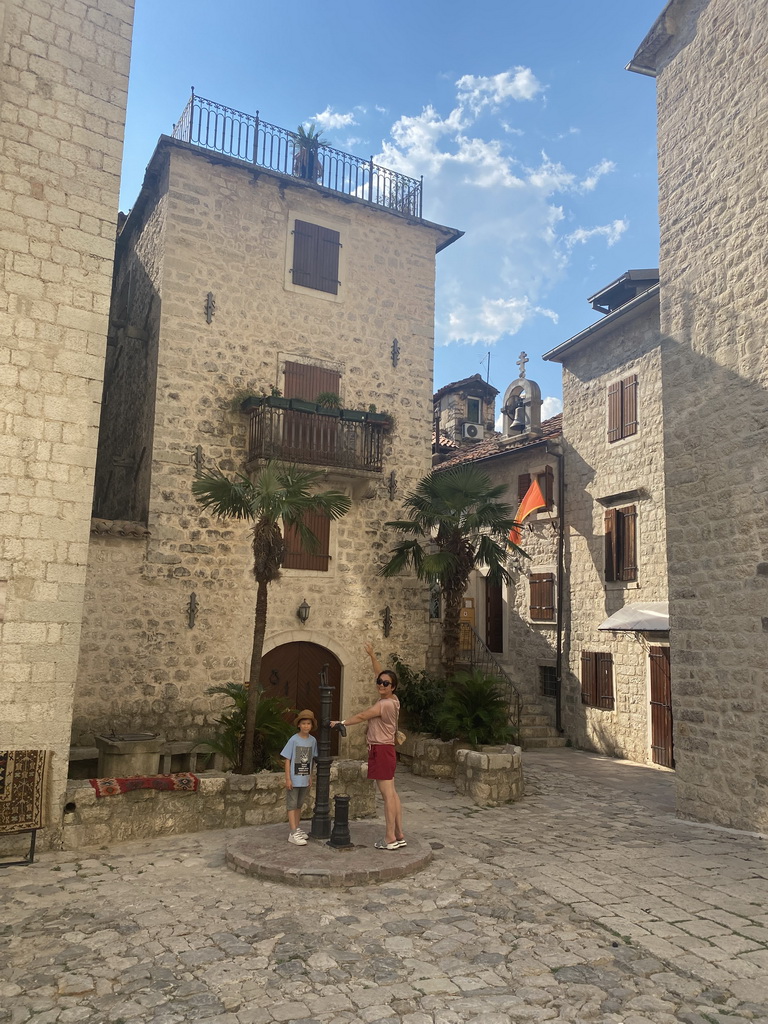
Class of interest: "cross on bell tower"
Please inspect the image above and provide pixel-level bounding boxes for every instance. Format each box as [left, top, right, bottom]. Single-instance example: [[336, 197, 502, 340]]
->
[[516, 351, 529, 379]]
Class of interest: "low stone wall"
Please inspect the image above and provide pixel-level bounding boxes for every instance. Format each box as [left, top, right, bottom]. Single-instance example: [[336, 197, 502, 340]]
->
[[455, 745, 524, 807], [61, 760, 375, 850], [398, 733, 466, 778]]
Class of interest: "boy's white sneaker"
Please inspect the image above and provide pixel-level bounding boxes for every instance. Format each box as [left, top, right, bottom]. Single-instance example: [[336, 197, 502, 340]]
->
[[288, 831, 307, 845]]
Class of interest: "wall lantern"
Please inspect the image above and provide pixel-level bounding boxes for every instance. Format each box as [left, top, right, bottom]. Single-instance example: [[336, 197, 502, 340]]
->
[[297, 598, 311, 625]]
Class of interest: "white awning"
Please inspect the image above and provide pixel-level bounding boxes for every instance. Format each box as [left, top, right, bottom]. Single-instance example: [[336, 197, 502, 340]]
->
[[598, 601, 669, 632]]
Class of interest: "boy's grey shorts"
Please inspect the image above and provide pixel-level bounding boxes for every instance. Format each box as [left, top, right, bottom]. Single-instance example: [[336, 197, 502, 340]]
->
[[285, 785, 310, 811]]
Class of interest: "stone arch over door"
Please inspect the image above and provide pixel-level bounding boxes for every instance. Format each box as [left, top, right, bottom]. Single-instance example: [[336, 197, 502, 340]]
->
[[260, 642, 341, 753]]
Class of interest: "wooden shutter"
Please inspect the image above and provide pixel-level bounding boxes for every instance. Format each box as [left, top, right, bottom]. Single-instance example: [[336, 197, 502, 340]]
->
[[597, 652, 614, 709], [604, 508, 617, 582], [537, 464, 554, 511], [622, 375, 638, 437], [618, 505, 637, 581], [581, 652, 597, 706], [292, 220, 340, 294], [529, 572, 555, 621], [607, 381, 622, 442], [283, 361, 341, 401], [517, 473, 531, 500], [282, 510, 331, 571]]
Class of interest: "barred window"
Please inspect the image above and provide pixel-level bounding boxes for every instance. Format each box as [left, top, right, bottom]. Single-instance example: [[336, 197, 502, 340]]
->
[[539, 665, 557, 699]]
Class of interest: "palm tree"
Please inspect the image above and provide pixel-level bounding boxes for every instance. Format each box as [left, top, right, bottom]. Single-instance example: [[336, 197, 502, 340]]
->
[[379, 464, 520, 675], [192, 462, 351, 773]]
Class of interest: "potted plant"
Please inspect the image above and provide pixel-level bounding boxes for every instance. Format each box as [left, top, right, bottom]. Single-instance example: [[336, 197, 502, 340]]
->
[[341, 407, 367, 422], [289, 397, 317, 413], [266, 385, 289, 409], [315, 391, 342, 416], [366, 404, 393, 428], [233, 389, 267, 413], [436, 669, 517, 749], [293, 123, 325, 182]]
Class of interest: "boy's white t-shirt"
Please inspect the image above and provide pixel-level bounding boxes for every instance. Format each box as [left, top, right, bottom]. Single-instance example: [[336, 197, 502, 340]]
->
[[280, 732, 318, 787]]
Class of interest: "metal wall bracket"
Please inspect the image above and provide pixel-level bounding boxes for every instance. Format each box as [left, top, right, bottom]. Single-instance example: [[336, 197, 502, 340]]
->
[[205, 292, 216, 323], [391, 337, 400, 367], [388, 470, 397, 501], [187, 592, 198, 629], [382, 605, 392, 638], [193, 445, 205, 476]]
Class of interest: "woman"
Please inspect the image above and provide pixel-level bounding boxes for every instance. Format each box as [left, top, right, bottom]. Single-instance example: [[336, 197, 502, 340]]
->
[[331, 642, 405, 850]]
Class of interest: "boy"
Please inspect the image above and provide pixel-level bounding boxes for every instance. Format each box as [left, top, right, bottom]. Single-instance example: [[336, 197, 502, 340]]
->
[[280, 710, 318, 845]]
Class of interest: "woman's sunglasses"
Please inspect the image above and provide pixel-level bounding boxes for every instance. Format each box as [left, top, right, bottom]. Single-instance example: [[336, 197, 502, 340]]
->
[[376, 679, 393, 687]]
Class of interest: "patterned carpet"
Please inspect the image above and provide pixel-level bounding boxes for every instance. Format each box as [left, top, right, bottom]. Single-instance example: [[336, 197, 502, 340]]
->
[[0, 749, 48, 834], [89, 773, 200, 797]]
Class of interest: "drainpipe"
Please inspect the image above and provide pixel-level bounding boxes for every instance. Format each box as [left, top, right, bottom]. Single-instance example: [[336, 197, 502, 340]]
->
[[547, 444, 566, 734]]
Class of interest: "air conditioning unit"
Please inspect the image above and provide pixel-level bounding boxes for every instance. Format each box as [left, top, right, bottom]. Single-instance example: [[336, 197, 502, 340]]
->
[[462, 422, 485, 441]]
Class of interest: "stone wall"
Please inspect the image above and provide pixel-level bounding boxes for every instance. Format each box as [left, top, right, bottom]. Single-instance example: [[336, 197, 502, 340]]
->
[[454, 745, 524, 806], [61, 760, 375, 850], [641, 0, 768, 829], [75, 138, 457, 758], [0, 0, 134, 847], [558, 292, 667, 764]]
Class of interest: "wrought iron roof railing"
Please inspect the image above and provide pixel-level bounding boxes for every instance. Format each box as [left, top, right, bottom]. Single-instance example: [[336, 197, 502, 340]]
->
[[172, 90, 423, 219]]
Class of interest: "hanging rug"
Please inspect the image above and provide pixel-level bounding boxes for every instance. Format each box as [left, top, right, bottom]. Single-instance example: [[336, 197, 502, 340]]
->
[[89, 773, 200, 797], [0, 750, 49, 834]]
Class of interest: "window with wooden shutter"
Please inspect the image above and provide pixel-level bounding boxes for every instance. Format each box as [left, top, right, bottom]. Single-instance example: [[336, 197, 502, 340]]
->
[[283, 362, 341, 402], [607, 374, 639, 442], [537, 464, 554, 512], [604, 505, 637, 582], [517, 473, 531, 500], [529, 572, 555, 621], [580, 651, 614, 709], [282, 510, 331, 571], [291, 220, 341, 294]]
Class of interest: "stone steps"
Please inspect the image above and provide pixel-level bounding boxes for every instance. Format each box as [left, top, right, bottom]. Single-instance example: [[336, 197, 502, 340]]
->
[[517, 696, 566, 750]]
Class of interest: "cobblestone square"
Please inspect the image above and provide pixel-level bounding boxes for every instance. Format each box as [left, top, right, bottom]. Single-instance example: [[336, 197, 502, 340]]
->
[[2, 751, 767, 1023]]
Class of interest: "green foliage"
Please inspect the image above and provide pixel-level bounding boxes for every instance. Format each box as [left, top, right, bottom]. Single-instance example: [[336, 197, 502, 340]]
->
[[202, 683, 295, 772], [390, 654, 446, 736], [315, 391, 342, 408], [295, 122, 325, 146], [436, 669, 516, 748]]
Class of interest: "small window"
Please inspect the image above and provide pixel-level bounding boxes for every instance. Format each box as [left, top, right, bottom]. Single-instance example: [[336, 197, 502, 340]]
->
[[604, 505, 637, 582], [581, 651, 614, 709], [292, 220, 341, 295], [466, 398, 481, 424], [282, 510, 330, 571], [607, 374, 638, 442], [539, 665, 557, 699], [529, 572, 555, 621], [536, 465, 554, 512], [517, 473, 531, 500]]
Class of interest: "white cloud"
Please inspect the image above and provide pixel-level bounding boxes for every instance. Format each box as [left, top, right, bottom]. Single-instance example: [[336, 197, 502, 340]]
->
[[456, 68, 542, 113], [311, 107, 357, 130], [580, 158, 616, 192], [542, 396, 563, 419], [566, 219, 628, 248], [447, 297, 558, 345]]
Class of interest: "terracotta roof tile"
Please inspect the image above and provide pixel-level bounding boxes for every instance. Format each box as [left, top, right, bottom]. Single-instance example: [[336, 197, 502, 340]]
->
[[435, 414, 562, 471]]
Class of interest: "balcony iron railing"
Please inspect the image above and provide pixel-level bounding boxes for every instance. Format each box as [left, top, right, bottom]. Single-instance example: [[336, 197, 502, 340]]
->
[[458, 622, 522, 735], [247, 405, 386, 473], [172, 90, 423, 218]]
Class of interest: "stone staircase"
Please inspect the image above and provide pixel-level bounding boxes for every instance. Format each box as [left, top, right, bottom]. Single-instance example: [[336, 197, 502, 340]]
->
[[518, 697, 568, 750]]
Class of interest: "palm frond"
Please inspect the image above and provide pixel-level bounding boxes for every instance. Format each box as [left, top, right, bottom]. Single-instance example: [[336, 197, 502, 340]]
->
[[192, 471, 258, 520]]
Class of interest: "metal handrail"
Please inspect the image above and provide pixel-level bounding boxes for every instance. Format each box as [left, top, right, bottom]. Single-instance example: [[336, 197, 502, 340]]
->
[[246, 405, 385, 473], [458, 622, 522, 734], [172, 90, 423, 218]]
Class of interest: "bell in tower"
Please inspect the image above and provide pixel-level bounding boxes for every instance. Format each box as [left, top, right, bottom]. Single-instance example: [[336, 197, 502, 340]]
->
[[501, 352, 543, 442]]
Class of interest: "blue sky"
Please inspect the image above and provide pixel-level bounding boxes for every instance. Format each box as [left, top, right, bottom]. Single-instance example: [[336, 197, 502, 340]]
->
[[121, 1, 662, 417]]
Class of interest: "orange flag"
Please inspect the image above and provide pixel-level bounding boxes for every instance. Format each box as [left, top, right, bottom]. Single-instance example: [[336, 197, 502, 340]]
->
[[509, 479, 547, 547]]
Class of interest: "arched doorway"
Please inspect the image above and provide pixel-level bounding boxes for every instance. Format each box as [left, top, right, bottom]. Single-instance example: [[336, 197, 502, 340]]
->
[[260, 642, 342, 753]]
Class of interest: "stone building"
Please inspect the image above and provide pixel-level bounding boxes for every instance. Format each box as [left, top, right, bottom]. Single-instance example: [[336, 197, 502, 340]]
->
[[628, 0, 768, 831], [544, 271, 671, 768], [73, 101, 460, 760], [0, 0, 134, 846], [432, 368, 565, 750]]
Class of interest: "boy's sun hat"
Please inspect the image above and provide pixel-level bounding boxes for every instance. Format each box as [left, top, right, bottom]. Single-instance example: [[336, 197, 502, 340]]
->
[[294, 709, 318, 729]]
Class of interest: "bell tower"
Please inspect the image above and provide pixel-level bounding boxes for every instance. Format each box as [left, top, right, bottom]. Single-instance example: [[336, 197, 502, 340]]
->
[[501, 352, 543, 442]]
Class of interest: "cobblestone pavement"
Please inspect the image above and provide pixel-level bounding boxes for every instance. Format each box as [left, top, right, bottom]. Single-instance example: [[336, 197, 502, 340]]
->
[[2, 749, 768, 1024]]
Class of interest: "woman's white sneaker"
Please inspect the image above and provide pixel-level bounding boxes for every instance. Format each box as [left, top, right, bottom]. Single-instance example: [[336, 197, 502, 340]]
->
[[288, 831, 307, 845]]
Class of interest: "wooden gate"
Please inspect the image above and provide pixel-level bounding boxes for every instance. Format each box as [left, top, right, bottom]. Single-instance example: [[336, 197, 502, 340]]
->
[[485, 578, 504, 653], [649, 646, 674, 768], [260, 643, 342, 754]]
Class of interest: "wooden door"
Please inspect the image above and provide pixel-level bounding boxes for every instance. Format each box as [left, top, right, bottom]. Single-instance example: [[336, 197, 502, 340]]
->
[[260, 642, 342, 753], [649, 646, 674, 768], [485, 578, 504, 653]]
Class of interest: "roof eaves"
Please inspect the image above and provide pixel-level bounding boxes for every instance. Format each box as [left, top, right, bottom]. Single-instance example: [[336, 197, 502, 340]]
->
[[543, 284, 660, 364]]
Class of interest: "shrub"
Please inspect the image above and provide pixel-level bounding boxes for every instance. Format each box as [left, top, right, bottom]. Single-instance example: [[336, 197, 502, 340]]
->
[[202, 683, 295, 771], [437, 669, 516, 748], [390, 654, 446, 737]]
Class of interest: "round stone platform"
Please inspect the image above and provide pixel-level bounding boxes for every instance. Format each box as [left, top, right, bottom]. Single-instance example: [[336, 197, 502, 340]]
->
[[225, 821, 433, 887]]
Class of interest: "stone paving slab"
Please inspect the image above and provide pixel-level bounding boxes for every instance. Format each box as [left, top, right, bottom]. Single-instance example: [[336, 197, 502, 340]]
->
[[226, 823, 433, 886], [1, 749, 768, 1023]]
